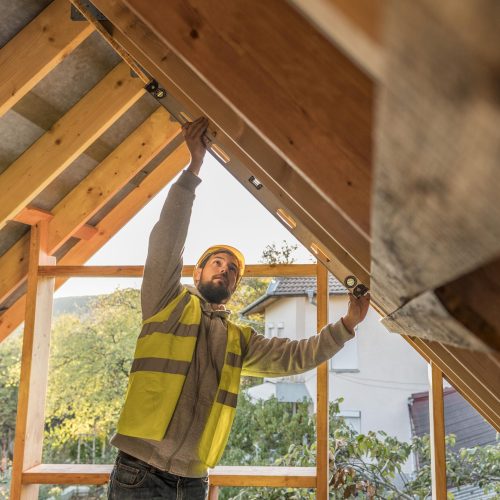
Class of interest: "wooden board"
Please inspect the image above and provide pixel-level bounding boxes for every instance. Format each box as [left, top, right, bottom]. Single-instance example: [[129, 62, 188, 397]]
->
[[122, 0, 374, 239], [0, 62, 145, 230], [435, 257, 500, 351], [10, 222, 55, 500], [93, 0, 371, 282], [316, 264, 329, 499], [372, 0, 500, 313], [37, 264, 317, 278], [428, 363, 447, 500], [383, 290, 493, 352], [22, 464, 316, 488], [0, 0, 93, 117]]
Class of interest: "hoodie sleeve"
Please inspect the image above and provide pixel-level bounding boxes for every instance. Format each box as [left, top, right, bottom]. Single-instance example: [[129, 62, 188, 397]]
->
[[141, 170, 202, 320], [241, 320, 355, 377]]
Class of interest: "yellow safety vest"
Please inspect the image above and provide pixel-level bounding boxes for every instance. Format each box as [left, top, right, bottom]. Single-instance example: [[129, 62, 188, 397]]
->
[[116, 287, 252, 467]]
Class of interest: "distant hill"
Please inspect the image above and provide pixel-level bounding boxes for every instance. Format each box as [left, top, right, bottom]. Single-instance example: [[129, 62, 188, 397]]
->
[[52, 295, 100, 317]]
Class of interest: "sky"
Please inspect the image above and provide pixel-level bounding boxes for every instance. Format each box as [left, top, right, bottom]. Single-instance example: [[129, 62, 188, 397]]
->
[[54, 153, 314, 298]]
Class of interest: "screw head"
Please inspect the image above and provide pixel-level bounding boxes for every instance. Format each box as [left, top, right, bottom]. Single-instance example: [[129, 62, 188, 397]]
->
[[344, 275, 357, 288]]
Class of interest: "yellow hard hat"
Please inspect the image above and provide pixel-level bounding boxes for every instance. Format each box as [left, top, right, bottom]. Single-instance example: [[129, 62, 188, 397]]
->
[[194, 245, 245, 282]]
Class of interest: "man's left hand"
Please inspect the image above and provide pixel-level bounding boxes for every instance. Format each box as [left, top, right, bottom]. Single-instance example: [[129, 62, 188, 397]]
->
[[341, 292, 370, 334]]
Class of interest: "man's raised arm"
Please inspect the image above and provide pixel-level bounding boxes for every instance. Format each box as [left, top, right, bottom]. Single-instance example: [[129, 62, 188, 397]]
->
[[241, 292, 370, 377], [141, 117, 209, 319]]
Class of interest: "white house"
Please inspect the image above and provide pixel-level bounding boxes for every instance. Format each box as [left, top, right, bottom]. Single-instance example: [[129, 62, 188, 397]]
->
[[241, 275, 430, 470]]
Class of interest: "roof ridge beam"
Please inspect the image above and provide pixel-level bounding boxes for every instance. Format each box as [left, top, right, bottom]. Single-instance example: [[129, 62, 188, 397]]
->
[[0, 0, 93, 118], [0, 61, 145, 231]]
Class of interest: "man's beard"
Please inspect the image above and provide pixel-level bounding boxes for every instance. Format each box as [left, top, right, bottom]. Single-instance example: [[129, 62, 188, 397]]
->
[[198, 278, 231, 304]]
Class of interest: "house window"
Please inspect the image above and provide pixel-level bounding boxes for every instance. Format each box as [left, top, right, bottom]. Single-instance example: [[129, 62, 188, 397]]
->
[[330, 330, 358, 371], [277, 321, 284, 337], [338, 410, 361, 433], [267, 322, 275, 338]]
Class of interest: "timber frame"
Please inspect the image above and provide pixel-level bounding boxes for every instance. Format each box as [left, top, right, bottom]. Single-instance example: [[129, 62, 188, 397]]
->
[[0, 1, 498, 499]]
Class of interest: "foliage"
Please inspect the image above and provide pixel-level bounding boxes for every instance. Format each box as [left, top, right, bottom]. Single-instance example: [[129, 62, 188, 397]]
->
[[220, 399, 500, 500], [260, 240, 299, 265], [43, 288, 140, 464]]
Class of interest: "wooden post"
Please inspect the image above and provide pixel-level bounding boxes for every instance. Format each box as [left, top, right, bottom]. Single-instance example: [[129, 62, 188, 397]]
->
[[316, 262, 329, 499], [428, 362, 447, 499], [10, 221, 55, 499], [208, 484, 219, 499]]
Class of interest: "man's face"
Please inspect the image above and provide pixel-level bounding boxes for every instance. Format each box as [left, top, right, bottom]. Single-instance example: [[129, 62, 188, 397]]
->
[[195, 252, 240, 304]]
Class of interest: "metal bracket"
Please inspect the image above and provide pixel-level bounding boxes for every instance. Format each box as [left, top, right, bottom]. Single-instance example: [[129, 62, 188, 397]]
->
[[70, 2, 107, 21], [353, 284, 369, 298], [145, 79, 167, 99]]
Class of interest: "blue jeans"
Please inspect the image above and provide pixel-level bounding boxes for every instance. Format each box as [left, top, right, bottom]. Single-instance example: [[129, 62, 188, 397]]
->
[[108, 451, 208, 499]]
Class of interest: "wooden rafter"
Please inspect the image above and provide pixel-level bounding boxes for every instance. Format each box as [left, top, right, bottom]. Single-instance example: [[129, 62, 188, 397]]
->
[[93, 0, 371, 283], [0, 144, 190, 342], [86, 0, 499, 432], [124, 0, 373, 238], [0, 0, 93, 118], [0, 62, 145, 231], [0, 107, 180, 305]]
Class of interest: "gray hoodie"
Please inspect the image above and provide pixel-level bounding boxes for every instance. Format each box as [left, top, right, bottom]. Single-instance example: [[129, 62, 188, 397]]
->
[[110, 169, 354, 477]]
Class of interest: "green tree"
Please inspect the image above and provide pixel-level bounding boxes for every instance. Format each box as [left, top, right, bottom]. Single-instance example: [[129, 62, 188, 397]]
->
[[222, 399, 500, 499], [43, 288, 141, 464]]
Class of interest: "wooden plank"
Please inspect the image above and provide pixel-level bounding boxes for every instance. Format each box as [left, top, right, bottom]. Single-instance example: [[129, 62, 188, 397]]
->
[[73, 224, 98, 241], [383, 290, 493, 352], [428, 362, 447, 500], [316, 263, 329, 499], [22, 464, 316, 488], [93, 0, 370, 285], [288, 0, 384, 80], [207, 485, 219, 500], [0, 0, 93, 117], [0, 62, 145, 230], [372, 0, 500, 313], [10, 222, 55, 500], [0, 144, 190, 343], [0, 107, 179, 305], [434, 257, 500, 351], [124, 0, 373, 235], [13, 207, 53, 225], [37, 264, 317, 278]]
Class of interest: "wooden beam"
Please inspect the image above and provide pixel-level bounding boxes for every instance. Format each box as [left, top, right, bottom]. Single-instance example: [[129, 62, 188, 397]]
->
[[0, 61, 145, 230], [372, 0, 500, 314], [383, 290, 493, 352], [124, 0, 373, 234], [36, 264, 317, 278], [22, 464, 317, 488], [13, 207, 53, 226], [288, 0, 384, 80], [435, 257, 500, 351], [73, 224, 99, 241], [0, 144, 190, 343], [0, 107, 180, 305], [316, 263, 329, 499], [428, 362, 447, 500], [10, 222, 55, 500], [93, 0, 372, 281], [0, 0, 93, 117]]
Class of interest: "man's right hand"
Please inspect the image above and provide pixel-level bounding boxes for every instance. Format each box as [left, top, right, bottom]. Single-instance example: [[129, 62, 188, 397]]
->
[[182, 117, 210, 176]]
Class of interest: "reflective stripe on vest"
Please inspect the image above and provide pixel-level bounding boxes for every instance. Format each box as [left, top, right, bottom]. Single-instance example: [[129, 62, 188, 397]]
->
[[116, 287, 253, 468]]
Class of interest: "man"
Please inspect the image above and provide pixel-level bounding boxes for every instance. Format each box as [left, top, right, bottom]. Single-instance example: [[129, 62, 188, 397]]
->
[[107, 117, 370, 499]]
